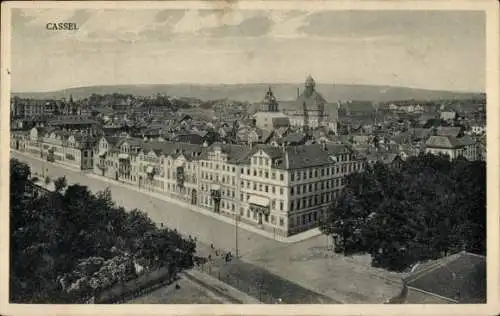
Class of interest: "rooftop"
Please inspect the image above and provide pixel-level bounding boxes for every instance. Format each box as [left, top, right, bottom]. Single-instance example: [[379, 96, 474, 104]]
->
[[404, 251, 486, 303]]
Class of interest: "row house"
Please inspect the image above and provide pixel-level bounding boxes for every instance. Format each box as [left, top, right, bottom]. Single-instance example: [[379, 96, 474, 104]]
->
[[40, 129, 95, 170], [138, 142, 204, 204], [13, 127, 96, 170], [95, 137, 143, 186], [198, 144, 250, 218]]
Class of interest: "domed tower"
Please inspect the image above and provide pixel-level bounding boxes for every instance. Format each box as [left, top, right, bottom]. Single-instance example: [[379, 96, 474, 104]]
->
[[261, 86, 279, 112], [304, 75, 316, 96]]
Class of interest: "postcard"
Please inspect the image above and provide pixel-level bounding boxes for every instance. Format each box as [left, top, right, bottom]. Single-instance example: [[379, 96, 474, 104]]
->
[[1, 1, 498, 316]]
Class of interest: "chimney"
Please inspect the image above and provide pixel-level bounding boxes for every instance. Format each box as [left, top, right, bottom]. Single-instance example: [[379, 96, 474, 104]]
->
[[322, 142, 327, 151]]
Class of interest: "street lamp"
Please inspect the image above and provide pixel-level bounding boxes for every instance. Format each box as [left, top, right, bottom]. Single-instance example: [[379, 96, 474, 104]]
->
[[234, 212, 239, 258]]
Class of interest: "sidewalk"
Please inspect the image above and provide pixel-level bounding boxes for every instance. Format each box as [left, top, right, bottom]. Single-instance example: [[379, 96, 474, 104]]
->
[[12, 149, 322, 244], [183, 269, 262, 304]]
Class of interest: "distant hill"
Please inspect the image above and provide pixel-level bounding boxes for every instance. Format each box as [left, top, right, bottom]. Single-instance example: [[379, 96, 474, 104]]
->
[[12, 83, 483, 103]]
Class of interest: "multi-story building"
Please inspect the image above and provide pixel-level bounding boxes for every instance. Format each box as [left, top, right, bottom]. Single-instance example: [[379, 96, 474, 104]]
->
[[287, 76, 338, 134], [138, 142, 204, 204], [198, 142, 363, 236], [13, 124, 364, 237], [425, 135, 478, 161], [198, 144, 251, 219], [95, 137, 143, 185]]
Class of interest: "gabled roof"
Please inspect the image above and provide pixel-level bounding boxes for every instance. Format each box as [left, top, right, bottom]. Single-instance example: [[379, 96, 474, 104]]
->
[[199, 143, 253, 164], [405, 251, 486, 303], [425, 136, 463, 149]]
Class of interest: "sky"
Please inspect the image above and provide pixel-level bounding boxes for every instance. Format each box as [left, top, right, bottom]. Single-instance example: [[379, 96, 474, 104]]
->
[[10, 8, 485, 92]]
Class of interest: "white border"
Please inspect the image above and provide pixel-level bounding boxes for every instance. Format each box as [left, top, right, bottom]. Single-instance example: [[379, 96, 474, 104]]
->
[[1, 1, 498, 316]]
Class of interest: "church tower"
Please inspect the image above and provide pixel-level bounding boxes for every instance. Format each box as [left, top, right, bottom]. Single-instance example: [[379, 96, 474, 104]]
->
[[262, 86, 279, 112], [304, 75, 315, 97]]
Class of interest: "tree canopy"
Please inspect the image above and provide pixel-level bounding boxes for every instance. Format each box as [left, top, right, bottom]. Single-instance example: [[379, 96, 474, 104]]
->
[[320, 153, 486, 272], [10, 159, 196, 303]]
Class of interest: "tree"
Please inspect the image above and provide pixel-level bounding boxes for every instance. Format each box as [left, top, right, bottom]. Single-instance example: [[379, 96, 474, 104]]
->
[[321, 153, 486, 271], [54, 176, 67, 193], [9, 159, 197, 303]]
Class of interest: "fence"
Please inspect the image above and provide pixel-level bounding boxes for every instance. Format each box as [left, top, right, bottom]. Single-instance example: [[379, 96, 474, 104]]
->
[[194, 261, 278, 304], [95, 265, 175, 304]]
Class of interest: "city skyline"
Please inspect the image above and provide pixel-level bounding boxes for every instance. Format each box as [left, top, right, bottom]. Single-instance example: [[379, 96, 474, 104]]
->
[[11, 9, 485, 93]]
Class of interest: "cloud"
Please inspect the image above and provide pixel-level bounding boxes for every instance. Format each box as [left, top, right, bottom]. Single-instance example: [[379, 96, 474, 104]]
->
[[202, 15, 273, 37]]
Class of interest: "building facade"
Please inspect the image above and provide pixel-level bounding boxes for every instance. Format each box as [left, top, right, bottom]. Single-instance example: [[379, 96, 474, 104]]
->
[[287, 75, 337, 134], [425, 135, 478, 161]]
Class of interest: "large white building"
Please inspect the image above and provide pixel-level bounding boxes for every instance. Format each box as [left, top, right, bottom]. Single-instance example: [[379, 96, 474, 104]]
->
[[287, 75, 338, 133]]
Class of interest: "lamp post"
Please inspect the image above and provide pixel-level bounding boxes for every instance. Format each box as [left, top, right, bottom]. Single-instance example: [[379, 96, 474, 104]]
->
[[235, 212, 239, 258]]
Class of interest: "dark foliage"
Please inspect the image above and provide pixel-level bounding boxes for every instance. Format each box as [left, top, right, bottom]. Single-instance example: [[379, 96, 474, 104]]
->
[[320, 153, 486, 272], [10, 159, 196, 303]]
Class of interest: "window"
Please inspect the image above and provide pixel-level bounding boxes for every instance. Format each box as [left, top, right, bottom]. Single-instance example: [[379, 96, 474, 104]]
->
[[280, 174, 284, 181], [280, 201, 283, 211], [279, 218, 284, 226], [280, 187, 284, 195], [291, 187, 294, 195], [259, 184, 262, 191], [272, 186, 276, 194], [265, 185, 269, 193], [253, 170, 257, 176], [272, 172, 276, 180], [265, 171, 269, 178], [253, 182, 257, 190], [291, 173, 295, 181]]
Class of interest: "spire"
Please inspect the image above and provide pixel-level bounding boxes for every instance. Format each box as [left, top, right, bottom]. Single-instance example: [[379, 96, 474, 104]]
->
[[262, 86, 278, 112]]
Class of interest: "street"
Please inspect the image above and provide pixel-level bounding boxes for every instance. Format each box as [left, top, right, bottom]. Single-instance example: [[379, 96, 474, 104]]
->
[[12, 151, 405, 303]]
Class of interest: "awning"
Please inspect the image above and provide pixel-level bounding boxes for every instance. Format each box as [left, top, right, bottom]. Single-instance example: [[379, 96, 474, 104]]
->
[[211, 184, 221, 191], [118, 153, 129, 160], [146, 166, 154, 173], [248, 195, 270, 207]]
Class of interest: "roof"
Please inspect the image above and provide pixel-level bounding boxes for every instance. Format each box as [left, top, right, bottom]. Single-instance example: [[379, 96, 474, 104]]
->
[[142, 141, 205, 160], [436, 127, 461, 137], [47, 118, 99, 126], [295, 89, 327, 113], [404, 251, 486, 303], [284, 144, 353, 170], [199, 143, 253, 164], [284, 132, 307, 144], [425, 136, 463, 149]]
